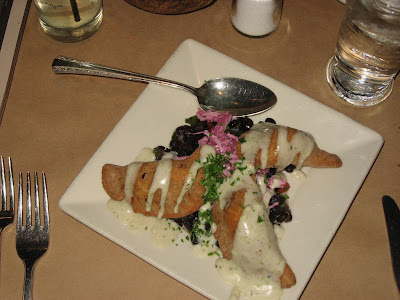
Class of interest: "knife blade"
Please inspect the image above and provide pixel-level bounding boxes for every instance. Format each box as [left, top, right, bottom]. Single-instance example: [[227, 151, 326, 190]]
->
[[382, 195, 400, 291], [0, 0, 14, 51]]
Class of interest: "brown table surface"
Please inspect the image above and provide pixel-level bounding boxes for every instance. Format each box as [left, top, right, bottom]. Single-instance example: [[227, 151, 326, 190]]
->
[[1, 0, 399, 299]]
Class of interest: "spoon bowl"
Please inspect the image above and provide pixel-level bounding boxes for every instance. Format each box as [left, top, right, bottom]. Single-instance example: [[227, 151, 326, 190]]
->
[[52, 56, 277, 116]]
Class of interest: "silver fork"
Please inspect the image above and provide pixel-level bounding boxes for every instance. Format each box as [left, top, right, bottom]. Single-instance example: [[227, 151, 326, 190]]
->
[[16, 172, 49, 300], [0, 156, 14, 236]]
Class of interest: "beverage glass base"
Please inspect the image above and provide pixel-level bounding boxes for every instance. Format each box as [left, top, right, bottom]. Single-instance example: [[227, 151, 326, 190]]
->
[[39, 9, 103, 43], [326, 57, 393, 107]]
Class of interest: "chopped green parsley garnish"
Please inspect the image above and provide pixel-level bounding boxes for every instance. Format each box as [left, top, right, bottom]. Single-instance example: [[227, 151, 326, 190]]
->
[[190, 208, 214, 244], [201, 153, 230, 205]]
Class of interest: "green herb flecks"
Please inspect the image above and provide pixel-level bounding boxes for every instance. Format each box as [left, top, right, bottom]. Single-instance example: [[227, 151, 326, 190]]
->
[[201, 153, 230, 205], [189, 208, 214, 244]]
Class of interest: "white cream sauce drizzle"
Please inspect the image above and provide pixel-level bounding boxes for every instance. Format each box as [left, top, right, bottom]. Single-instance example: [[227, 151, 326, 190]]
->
[[174, 145, 216, 213], [123, 145, 216, 219], [241, 123, 315, 170], [146, 156, 173, 218], [107, 198, 183, 248], [107, 198, 224, 257], [124, 147, 155, 202], [216, 167, 286, 300], [213, 122, 316, 299], [109, 149, 184, 248], [109, 123, 316, 299]]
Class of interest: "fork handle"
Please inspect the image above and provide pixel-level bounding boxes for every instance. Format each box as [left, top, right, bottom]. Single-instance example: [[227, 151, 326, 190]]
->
[[22, 261, 35, 300]]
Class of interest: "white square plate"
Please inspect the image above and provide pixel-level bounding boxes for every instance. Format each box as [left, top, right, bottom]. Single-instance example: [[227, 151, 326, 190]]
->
[[59, 39, 383, 299]]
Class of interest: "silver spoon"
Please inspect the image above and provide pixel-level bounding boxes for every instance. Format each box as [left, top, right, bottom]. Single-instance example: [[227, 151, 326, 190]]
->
[[52, 56, 277, 116]]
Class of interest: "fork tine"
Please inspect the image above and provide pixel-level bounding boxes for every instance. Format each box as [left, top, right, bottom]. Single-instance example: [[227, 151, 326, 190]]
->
[[1, 156, 5, 210], [17, 172, 23, 232], [1, 156, 14, 211], [26, 172, 32, 229], [34, 172, 40, 227], [8, 157, 14, 212], [42, 173, 49, 232]]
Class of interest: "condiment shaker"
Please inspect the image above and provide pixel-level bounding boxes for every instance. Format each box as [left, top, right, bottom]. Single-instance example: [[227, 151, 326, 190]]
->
[[231, 0, 283, 37]]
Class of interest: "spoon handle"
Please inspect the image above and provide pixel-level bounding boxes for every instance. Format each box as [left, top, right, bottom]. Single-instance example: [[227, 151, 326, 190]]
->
[[52, 56, 197, 95]]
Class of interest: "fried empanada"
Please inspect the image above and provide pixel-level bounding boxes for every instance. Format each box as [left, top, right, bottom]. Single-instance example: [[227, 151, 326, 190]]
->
[[102, 148, 205, 218], [237, 123, 342, 170], [102, 124, 341, 218], [212, 189, 296, 288]]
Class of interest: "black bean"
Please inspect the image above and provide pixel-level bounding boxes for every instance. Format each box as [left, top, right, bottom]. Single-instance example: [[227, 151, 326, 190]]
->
[[172, 211, 198, 232], [187, 133, 204, 146], [243, 117, 254, 128], [172, 125, 193, 142], [269, 202, 293, 225], [269, 194, 286, 206], [171, 143, 193, 157], [190, 232, 199, 245], [269, 168, 277, 176], [228, 117, 253, 137], [265, 118, 276, 124], [191, 120, 209, 132], [284, 164, 296, 173], [277, 212, 292, 223]]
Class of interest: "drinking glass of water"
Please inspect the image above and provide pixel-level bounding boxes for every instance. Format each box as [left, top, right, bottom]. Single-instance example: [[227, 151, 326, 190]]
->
[[33, 0, 103, 42], [326, 0, 400, 106]]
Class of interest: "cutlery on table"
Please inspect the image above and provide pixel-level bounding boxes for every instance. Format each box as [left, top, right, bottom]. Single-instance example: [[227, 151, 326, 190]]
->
[[0, 156, 14, 236], [382, 195, 400, 291], [0, 0, 14, 51], [52, 56, 277, 116], [16, 172, 49, 300]]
